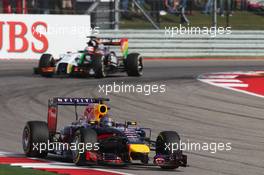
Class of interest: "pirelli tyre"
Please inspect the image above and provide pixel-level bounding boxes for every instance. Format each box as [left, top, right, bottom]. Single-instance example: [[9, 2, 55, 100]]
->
[[155, 131, 181, 169], [38, 54, 55, 77], [72, 128, 98, 166], [93, 54, 106, 78], [126, 53, 143, 76], [22, 121, 49, 158]]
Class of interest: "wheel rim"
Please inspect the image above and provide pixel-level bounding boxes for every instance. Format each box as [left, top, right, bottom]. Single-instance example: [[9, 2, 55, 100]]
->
[[72, 135, 80, 161], [22, 127, 30, 152], [137, 56, 143, 75]]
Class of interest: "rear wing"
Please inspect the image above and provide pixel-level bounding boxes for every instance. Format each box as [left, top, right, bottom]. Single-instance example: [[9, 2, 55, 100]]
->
[[87, 36, 129, 58], [49, 97, 109, 106], [47, 97, 109, 135]]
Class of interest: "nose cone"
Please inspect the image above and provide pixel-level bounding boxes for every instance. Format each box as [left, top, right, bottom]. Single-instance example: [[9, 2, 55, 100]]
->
[[129, 144, 150, 153]]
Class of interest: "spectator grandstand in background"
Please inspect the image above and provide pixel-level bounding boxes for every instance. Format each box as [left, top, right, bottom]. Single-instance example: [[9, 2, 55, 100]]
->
[[180, 0, 189, 24], [1, 0, 264, 30], [203, 0, 213, 14], [164, 0, 189, 24], [164, 0, 179, 13], [62, 0, 74, 13], [0, 1, 2, 13], [150, 0, 162, 24], [131, 0, 145, 12], [0, 0, 262, 14], [1, 0, 75, 14], [219, 0, 234, 16], [2, 0, 27, 13], [0, 0, 261, 15], [27, 0, 75, 14]]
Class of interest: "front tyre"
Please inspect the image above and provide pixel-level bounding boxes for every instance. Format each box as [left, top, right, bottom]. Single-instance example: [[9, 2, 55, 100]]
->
[[38, 54, 55, 77], [126, 53, 143, 76], [72, 128, 97, 166], [22, 121, 49, 158], [93, 54, 106, 78], [156, 131, 181, 169]]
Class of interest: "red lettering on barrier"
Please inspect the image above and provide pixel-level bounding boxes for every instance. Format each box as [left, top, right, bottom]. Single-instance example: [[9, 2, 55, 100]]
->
[[0, 22, 4, 50], [7, 21, 29, 52], [31, 22, 49, 53], [0, 21, 49, 54]]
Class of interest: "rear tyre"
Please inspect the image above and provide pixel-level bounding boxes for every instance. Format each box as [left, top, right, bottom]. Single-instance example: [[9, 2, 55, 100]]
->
[[72, 128, 97, 166], [126, 53, 143, 76], [22, 121, 49, 158], [38, 54, 55, 77], [156, 131, 181, 169], [93, 55, 106, 78]]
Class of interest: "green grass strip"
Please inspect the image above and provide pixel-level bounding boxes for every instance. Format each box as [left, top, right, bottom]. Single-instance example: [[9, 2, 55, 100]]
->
[[0, 164, 59, 175]]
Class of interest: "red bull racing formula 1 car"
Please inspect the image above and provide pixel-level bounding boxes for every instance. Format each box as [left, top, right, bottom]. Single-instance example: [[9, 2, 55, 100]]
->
[[34, 37, 143, 78], [22, 97, 187, 170]]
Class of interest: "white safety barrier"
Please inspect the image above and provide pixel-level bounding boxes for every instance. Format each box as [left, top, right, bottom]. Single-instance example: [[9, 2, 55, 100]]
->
[[1, 15, 263, 59], [99, 30, 264, 57]]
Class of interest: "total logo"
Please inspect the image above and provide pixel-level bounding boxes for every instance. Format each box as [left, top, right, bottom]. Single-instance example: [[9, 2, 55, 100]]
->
[[0, 21, 49, 53]]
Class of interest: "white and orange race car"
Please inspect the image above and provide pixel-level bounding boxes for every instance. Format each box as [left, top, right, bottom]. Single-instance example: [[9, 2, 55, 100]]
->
[[34, 36, 143, 78]]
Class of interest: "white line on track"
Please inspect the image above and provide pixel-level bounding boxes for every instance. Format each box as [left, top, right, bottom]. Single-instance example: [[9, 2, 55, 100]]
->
[[0, 151, 18, 156], [11, 163, 87, 169], [11, 163, 134, 175], [92, 168, 134, 175], [198, 72, 264, 99], [199, 75, 238, 79], [208, 82, 264, 99], [200, 79, 242, 83], [199, 80, 248, 88]]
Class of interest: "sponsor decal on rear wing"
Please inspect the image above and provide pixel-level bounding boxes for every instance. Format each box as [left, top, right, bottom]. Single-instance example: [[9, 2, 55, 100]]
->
[[52, 97, 109, 106], [86, 36, 129, 58], [102, 38, 128, 58], [87, 36, 126, 45]]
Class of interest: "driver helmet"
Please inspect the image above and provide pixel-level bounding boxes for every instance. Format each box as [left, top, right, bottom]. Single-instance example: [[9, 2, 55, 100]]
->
[[83, 105, 96, 122], [88, 39, 97, 47], [87, 38, 101, 53], [86, 40, 96, 53], [87, 37, 101, 47], [100, 115, 114, 127]]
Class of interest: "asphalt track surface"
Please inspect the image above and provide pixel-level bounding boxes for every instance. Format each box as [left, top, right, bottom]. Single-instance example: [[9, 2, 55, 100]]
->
[[1, 59, 264, 175]]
